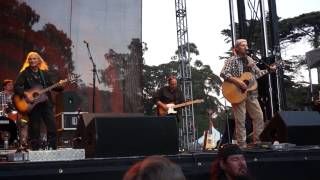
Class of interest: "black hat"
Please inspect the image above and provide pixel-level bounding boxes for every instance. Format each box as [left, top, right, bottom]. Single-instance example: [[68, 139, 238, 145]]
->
[[218, 144, 243, 160]]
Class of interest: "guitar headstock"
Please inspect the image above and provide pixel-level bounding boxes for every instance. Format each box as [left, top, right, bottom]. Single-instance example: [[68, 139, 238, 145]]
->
[[271, 60, 284, 68], [65, 74, 80, 84]]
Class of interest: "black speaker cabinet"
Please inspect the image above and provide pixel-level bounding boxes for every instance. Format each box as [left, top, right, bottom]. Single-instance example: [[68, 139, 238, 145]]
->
[[55, 91, 81, 113], [78, 114, 179, 158], [260, 111, 320, 145]]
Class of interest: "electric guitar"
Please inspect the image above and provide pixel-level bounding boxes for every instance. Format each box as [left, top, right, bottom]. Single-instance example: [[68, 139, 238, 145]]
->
[[157, 99, 204, 116], [222, 62, 280, 104], [13, 75, 78, 114], [203, 113, 218, 151], [203, 130, 216, 151]]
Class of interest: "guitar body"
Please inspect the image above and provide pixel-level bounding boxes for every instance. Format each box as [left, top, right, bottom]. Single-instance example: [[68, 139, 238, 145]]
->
[[157, 103, 177, 116], [157, 99, 204, 116], [203, 130, 216, 150], [13, 86, 48, 114], [222, 72, 257, 104], [157, 105, 169, 116]]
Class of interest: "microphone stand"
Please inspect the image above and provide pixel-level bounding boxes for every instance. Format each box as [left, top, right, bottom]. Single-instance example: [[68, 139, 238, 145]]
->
[[84, 41, 101, 113]]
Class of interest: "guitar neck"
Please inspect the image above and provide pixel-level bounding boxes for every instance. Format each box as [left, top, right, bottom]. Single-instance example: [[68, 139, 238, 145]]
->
[[253, 61, 281, 80], [39, 79, 66, 94], [173, 101, 196, 109], [254, 69, 269, 80], [246, 70, 269, 85]]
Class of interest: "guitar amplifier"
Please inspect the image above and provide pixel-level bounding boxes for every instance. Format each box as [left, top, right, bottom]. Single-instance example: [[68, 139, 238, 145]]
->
[[55, 112, 88, 130]]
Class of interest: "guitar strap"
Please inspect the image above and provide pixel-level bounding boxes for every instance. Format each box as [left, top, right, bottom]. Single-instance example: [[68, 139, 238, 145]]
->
[[39, 70, 47, 88], [242, 57, 250, 72]]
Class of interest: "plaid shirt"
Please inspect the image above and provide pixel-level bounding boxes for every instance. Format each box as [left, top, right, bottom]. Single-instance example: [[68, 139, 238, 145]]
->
[[220, 55, 267, 80], [0, 91, 12, 110]]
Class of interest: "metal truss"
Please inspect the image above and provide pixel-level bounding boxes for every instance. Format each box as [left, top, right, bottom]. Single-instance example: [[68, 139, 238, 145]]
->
[[175, 0, 196, 151]]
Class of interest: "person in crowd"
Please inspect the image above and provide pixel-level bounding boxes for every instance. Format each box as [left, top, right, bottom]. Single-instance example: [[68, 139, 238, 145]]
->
[[153, 76, 185, 122], [210, 144, 253, 180], [123, 155, 186, 180], [14, 51, 64, 150], [220, 39, 276, 148]]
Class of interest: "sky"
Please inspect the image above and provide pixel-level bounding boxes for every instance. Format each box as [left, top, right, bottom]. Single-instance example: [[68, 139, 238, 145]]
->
[[142, 0, 320, 81]]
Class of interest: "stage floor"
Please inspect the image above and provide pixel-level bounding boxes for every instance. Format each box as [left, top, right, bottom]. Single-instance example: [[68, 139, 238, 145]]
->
[[0, 145, 320, 180]]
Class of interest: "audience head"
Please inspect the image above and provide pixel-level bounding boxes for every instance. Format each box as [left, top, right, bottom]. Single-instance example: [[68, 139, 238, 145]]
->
[[211, 144, 249, 180], [123, 155, 186, 180]]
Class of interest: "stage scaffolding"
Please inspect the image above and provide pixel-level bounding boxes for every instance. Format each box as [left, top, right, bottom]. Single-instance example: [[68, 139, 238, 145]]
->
[[175, 0, 197, 151]]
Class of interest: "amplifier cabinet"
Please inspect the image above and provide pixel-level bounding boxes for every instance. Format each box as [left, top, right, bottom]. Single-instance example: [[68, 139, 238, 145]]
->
[[55, 112, 88, 130]]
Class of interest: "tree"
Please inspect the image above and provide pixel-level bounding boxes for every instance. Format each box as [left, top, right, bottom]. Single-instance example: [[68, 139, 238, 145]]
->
[[279, 11, 320, 48], [278, 11, 320, 109], [0, 0, 74, 81]]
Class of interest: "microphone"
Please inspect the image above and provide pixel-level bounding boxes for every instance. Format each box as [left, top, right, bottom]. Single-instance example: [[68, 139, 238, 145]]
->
[[246, 48, 255, 56], [83, 40, 89, 44]]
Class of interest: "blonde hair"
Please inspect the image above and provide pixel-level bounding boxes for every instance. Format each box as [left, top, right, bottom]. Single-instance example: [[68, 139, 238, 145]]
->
[[19, 51, 49, 72]]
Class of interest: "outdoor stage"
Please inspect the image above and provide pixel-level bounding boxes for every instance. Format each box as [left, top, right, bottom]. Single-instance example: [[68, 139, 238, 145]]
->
[[1, 112, 320, 179], [0, 146, 320, 180]]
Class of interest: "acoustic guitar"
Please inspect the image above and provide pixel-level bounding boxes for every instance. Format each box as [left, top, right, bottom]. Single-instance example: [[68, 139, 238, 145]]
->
[[221, 71, 269, 104], [222, 61, 282, 104], [13, 75, 77, 114], [157, 99, 204, 116]]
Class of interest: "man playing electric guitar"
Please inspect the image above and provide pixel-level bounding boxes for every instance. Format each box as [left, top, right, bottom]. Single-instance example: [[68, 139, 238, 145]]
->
[[154, 76, 185, 122], [220, 39, 276, 148], [14, 51, 65, 150]]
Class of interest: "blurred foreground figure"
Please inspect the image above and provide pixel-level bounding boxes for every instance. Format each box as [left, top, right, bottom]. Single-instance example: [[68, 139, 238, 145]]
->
[[123, 155, 186, 180]]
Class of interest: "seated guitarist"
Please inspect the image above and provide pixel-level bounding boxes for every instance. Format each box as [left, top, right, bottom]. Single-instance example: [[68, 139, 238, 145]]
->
[[220, 39, 276, 148], [153, 76, 185, 122], [13, 51, 64, 150]]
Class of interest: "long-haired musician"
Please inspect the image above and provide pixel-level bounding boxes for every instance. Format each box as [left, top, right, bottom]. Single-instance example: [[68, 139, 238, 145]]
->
[[13, 51, 64, 150]]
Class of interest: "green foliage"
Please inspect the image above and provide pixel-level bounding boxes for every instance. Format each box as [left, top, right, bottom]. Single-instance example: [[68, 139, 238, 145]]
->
[[175, 42, 199, 56], [279, 11, 320, 48]]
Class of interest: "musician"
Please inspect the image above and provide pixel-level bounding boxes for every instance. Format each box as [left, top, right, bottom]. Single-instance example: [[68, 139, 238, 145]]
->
[[0, 79, 14, 113], [220, 39, 276, 148], [14, 51, 64, 150], [1, 79, 28, 148], [154, 76, 185, 122], [0, 79, 18, 144]]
